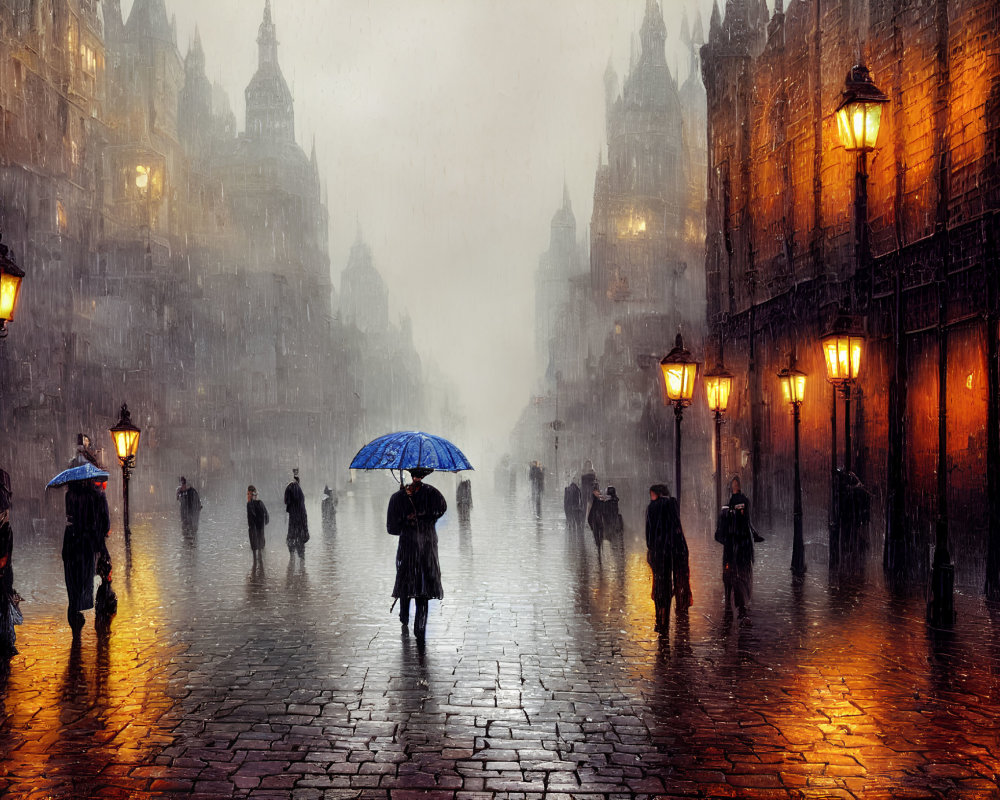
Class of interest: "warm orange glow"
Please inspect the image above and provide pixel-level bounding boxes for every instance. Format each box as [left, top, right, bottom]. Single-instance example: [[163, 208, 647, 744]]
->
[[835, 64, 888, 153], [135, 165, 150, 191], [779, 369, 806, 406], [112, 428, 140, 461], [822, 332, 864, 384], [661, 361, 697, 403], [0, 269, 23, 323], [704, 366, 734, 414], [836, 102, 884, 152]]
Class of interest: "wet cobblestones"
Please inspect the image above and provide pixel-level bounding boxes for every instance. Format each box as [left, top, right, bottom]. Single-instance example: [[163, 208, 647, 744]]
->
[[2, 481, 1000, 798]]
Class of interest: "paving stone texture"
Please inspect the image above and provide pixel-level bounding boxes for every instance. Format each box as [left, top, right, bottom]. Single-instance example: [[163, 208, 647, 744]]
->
[[1, 482, 999, 799]]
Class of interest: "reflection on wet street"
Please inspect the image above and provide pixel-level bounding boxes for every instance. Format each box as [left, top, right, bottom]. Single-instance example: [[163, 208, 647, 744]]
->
[[2, 480, 1000, 798]]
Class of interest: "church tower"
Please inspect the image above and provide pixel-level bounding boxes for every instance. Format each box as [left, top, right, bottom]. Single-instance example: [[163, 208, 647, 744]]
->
[[179, 28, 213, 159], [245, 0, 295, 143]]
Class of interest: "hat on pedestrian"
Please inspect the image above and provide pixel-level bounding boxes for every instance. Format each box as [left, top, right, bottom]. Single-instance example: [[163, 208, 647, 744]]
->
[[649, 483, 671, 498], [408, 467, 434, 479], [293, 468, 300, 478]]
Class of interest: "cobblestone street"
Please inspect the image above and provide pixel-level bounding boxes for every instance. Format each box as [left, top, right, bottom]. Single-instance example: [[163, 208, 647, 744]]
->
[[2, 479, 1000, 799]]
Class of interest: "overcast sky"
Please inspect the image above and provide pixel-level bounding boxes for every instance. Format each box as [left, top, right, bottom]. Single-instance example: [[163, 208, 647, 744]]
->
[[125, 0, 719, 439]]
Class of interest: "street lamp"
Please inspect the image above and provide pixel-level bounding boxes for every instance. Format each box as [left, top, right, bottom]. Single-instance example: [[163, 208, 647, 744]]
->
[[704, 362, 733, 517], [0, 234, 25, 338], [822, 308, 865, 567], [778, 353, 807, 577], [109, 402, 141, 539], [660, 332, 699, 503]]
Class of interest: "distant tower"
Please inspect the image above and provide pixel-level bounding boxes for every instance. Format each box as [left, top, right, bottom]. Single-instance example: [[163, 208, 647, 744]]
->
[[340, 234, 390, 335], [179, 28, 213, 158], [535, 184, 580, 379], [245, 0, 295, 143], [590, 0, 688, 313]]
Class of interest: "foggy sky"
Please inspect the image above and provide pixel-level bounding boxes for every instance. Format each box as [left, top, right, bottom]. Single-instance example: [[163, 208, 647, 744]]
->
[[128, 0, 718, 444]]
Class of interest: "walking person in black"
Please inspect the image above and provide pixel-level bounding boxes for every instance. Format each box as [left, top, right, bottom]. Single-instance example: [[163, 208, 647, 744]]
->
[[284, 469, 309, 559], [716, 475, 764, 625], [246, 485, 269, 565], [646, 484, 692, 632], [62, 477, 110, 636], [387, 468, 447, 640]]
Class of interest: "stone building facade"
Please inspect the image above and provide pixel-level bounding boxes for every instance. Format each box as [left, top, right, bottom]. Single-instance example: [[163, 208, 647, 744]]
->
[[0, 0, 424, 521], [701, 0, 1000, 585]]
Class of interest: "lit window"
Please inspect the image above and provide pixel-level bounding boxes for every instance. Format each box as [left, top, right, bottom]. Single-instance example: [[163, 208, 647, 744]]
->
[[56, 201, 67, 232]]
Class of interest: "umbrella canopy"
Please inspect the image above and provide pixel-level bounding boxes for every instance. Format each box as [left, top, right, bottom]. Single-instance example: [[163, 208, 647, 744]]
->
[[350, 431, 474, 473], [47, 462, 110, 488]]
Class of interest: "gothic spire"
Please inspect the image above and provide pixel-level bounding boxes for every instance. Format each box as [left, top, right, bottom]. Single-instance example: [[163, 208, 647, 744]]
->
[[125, 0, 173, 43], [709, 0, 722, 41], [640, 0, 667, 64], [258, 0, 278, 69]]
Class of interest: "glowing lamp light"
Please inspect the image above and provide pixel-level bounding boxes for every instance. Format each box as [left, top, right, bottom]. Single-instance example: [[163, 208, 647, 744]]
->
[[0, 237, 25, 337], [660, 333, 699, 407], [135, 165, 150, 191], [703, 363, 734, 415], [822, 310, 865, 385], [109, 402, 141, 463], [835, 64, 888, 153], [778, 360, 807, 407]]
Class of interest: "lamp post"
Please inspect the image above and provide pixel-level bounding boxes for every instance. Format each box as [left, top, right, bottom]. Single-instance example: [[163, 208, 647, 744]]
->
[[136, 165, 152, 253], [660, 333, 699, 504], [822, 309, 865, 565], [836, 64, 888, 301], [109, 402, 141, 540], [704, 362, 734, 516], [0, 233, 25, 339], [778, 353, 807, 577]]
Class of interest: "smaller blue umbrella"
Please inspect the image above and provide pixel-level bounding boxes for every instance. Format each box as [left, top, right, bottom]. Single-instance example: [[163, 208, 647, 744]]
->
[[350, 431, 474, 473], [46, 462, 110, 488]]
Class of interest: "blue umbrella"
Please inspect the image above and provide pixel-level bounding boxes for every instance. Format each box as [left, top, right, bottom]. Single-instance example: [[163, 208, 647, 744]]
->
[[350, 431, 474, 473], [46, 462, 110, 488]]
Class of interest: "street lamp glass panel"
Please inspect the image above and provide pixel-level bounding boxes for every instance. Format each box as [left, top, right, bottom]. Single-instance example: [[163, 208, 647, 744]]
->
[[704, 371, 733, 414], [112, 428, 140, 460], [135, 165, 150, 191], [822, 332, 864, 383], [836, 102, 884, 152], [778, 367, 806, 406], [0, 269, 23, 323], [661, 361, 698, 404]]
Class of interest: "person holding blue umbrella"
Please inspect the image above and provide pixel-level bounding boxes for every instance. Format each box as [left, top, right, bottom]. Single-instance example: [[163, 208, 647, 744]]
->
[[387, 467, 447, 639]]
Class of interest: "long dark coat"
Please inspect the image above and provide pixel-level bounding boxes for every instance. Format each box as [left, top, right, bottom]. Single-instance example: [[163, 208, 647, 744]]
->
[[62, 481, 110, 614], [247, 499, 269, 551], [563, 482, 583, 521], [646, 496, 692, 608], [178, 486, 201, 533], [1, 515, 13, 650], [284, 480, 309, 546], [716, 491, 756, 608], [387, 482, 447, 599]]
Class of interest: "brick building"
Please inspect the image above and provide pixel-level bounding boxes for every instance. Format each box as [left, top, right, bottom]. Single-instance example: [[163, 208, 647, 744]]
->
[[701, 0, 1000, 586]]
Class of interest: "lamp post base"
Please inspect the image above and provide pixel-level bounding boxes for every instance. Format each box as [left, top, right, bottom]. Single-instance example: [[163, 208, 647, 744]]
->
[[927, 561, 956, 628]]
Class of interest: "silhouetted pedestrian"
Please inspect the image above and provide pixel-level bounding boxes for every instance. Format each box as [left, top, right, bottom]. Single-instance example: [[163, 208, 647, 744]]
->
[[62, 477, 110, 636], [387, 468, 447, 640], [1, 469, 19, 658], [716, 475, 763, 624], [321, 485, 337, 532], [456, 477, 472, 519], [247, 485, 269, 562], [284, 468, 309, 558], [176, 476, 202, 537], [563, 480, 584, 528], [587, 486, 608, 553], [646, 483, 691, 632]]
